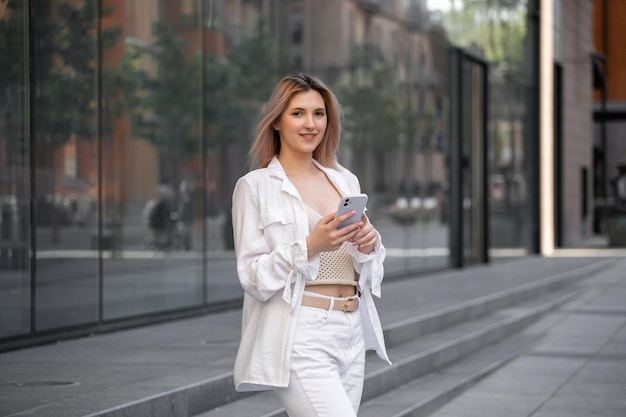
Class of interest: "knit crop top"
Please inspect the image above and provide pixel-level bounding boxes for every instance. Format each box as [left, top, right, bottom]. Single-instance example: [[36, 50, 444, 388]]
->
[[304, 204, 357, 286]]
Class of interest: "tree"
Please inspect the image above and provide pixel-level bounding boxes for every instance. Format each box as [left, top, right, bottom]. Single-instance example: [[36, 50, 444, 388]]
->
[[102, 39, 144, 137], [0, 0, 27, 178], [0, 0, 28, 245], [338, 58, 403, 193], [1, 1, 121, 239], [32, 1, 121, 159], [124, 14, 280, 225], [204, 16, 280, 198], [443, 0, 526, 75], [340, 63, 402, 152], [205, 16, 279, 151], [128, 21, 202, 187]]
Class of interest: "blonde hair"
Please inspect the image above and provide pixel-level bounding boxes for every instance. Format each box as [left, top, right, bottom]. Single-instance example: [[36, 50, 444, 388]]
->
[[248, 73, 342, 170]]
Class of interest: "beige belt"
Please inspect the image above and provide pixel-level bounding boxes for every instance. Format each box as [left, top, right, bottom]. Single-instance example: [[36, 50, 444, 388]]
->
[[301, 295, 360, 313]]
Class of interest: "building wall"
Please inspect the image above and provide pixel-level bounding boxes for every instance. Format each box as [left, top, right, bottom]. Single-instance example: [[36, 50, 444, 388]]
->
[[596, 120, 626, 169], [603, 121, 626, 187], [593, 0, 626, 101], [592, 0, 626, 203], [306, 0, 347, 75], [0, 0, 538, 349], [560, 0, 594, 244]]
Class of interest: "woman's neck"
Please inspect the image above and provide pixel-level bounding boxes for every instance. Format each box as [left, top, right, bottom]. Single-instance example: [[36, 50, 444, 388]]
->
[[278, 154, 318, 178]]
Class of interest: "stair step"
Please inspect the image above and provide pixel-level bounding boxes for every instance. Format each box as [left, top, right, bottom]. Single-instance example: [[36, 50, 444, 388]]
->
[[57, 259, 612, 417], [1, 260, 614, 417], [362, 286, 581, 400], [194, 286, 583, 417], [382, 259, 601, 347], [358, 331, 541, 417], [86, 261, 609, 417]]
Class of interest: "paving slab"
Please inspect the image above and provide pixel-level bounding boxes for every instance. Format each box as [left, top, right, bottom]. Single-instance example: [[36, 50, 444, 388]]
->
[[0, 255, 621, 417], [429, 257, 626, 417]]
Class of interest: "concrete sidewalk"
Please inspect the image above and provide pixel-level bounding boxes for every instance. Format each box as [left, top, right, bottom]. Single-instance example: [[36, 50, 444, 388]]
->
[[428, 255, 626, 417], [0, 253, 624, 417]]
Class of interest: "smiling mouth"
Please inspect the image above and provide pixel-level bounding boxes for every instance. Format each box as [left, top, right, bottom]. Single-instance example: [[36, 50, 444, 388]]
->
[[300, 133, 317, 138]]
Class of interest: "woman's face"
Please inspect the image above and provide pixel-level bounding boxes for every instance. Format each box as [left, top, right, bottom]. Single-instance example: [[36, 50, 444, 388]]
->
[[275, 89, 327, 158]]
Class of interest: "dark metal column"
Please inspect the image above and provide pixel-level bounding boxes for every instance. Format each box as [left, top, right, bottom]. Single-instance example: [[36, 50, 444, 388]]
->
[[449, 48, 463, 268], [526, 0, 541, 254], [27, 0, 36, 335], [554, 63, 563, 247]]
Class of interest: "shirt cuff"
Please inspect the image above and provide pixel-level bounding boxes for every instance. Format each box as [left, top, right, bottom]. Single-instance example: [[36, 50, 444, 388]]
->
[[347, 234, 382, 262]]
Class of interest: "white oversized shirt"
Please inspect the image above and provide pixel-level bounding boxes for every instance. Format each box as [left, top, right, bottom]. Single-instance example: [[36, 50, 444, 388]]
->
[[231, 157, 390, 392]]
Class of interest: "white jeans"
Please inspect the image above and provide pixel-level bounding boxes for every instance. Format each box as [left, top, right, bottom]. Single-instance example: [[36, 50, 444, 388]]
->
[[275, 292, 366, 417]]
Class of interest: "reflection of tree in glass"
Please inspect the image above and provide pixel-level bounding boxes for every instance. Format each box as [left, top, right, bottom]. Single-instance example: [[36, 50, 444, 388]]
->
[[129, 21, 201, 178], [205, 16, 279, 152], [0, 0, 27, 176], [102, 38, 143, 135], [443, 0, 526, 75], [31, 2, 120, 161], [0, 1, 120, 241], [128, 16, 280, 217], [204, 16, 279, 199], [0, 0, 28, 246], [338, 60, 402, 193]]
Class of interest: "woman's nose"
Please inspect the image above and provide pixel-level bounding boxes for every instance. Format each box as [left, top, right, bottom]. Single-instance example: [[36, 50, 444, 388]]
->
[[303, 114, 314, 128]]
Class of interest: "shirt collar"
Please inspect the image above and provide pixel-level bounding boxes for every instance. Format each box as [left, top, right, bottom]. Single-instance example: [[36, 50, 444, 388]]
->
[[267, 156, 351, 197]]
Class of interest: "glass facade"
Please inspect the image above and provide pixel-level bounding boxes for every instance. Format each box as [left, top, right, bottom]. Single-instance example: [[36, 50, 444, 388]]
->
[[0, 0, 30, 339], [0, 0, 536, 347]]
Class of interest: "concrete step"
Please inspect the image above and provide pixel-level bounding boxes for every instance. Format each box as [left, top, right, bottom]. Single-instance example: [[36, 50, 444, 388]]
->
[[382, 259, 601, 347], [194, 285, 585, 417], [358, 332, 541, 417], [61, 259, 609, 417]]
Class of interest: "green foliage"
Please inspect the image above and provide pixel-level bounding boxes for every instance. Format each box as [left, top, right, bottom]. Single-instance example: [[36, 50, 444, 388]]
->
[[128, 15, 280, 157], [204, 16, 279, 150], [0, 0, 26, 106], [0, 1, 121, 154], [45, 2, 100, 141], [129, 21, 202, 159], [338, 61, 402, 152], [102, 42, 144, 130], [444, 0, 526, 75], [0, 0, 28, 168], [224, 16, 279, 103]]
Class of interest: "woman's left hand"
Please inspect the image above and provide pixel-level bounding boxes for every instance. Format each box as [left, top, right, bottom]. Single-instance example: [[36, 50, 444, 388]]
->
[[350, 214, 378, 254]]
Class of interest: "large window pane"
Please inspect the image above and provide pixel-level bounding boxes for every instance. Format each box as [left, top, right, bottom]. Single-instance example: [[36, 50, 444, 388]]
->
[[488, 76, 531, 252], [33, 1, 99, 331], [0, 0, 30, 338], [433, 0, 531, 258], [101, 1, 205, 319], [31, 2, 98, 330], [0, 0, 539, 348], [202, 1, 276, 303]]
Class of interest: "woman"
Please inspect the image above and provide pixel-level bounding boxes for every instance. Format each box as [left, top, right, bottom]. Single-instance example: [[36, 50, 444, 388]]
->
[[231, 72, 390, 417]]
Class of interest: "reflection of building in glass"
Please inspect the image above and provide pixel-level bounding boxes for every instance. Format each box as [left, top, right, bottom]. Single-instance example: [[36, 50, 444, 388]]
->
[[591, 0, 626, 246], [0, 0, 602, 350], [273, 1, 448, 212]]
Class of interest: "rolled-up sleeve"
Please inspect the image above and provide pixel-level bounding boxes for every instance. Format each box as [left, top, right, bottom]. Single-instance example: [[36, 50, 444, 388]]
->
[[232, 178, 318, 304], [338, 169, 386, 298], [349, 231, 386, 298]]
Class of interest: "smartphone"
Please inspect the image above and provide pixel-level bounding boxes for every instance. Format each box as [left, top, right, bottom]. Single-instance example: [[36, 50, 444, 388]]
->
[[335, 194, 368, 229]]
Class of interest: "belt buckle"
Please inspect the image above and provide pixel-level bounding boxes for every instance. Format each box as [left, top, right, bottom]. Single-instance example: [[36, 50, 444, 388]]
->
[[343, 296, 359, 313]]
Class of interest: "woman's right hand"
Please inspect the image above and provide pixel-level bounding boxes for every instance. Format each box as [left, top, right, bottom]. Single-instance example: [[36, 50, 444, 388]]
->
[[306, 211, 362, 258]]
